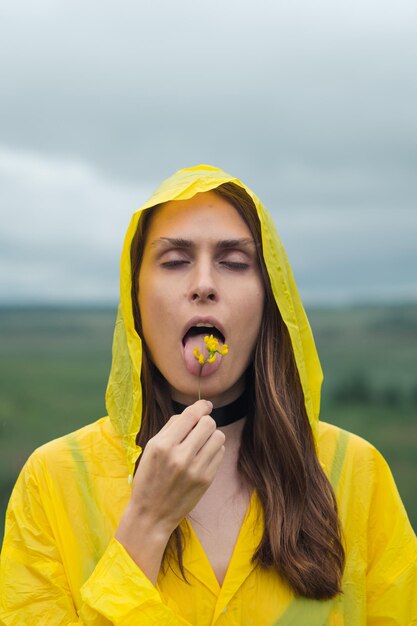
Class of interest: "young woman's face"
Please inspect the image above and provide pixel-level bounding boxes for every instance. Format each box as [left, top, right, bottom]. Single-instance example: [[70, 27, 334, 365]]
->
[[138, 191, 265, 406]]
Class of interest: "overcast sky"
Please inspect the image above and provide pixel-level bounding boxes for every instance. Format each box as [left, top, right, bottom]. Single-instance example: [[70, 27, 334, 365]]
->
[[1, 0, 416, 305]]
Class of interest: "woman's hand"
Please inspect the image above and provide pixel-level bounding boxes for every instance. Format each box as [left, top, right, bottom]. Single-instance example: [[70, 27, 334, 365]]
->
[[131, 399, 225, 532], [115, 399, 225, 583]]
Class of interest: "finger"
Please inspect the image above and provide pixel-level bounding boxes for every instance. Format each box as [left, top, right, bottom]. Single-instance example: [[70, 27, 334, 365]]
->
[[161, 400, 213, 445], [158, 412, 180, 434], [193, 429, 226, 470], [179, 414, 217, 458], [205, 444, 226, 478], [194, 434, 225, 479], [158, 399, 212, 435]]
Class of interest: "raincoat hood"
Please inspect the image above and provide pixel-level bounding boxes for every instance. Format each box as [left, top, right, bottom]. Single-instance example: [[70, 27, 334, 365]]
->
[[105, 164, 323, 479]]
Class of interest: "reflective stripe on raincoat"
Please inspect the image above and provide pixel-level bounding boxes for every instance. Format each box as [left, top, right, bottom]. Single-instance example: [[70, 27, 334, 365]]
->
[[1, 165, 416, 625]]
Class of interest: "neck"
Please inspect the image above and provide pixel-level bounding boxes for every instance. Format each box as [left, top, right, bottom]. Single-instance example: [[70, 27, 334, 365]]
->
[[172, 389, 248, 427]]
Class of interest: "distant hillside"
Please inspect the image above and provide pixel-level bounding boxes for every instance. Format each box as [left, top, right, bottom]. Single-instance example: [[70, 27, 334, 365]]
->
[[1, 304, 416, 540]]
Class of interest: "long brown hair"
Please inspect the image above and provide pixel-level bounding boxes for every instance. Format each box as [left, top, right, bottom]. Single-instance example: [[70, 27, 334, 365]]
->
[[130, 183, 345, 599]]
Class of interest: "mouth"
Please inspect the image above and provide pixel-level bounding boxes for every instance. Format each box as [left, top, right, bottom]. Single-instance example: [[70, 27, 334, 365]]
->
[[182, 324, 225, 346], [181, 318, 226, 346], [181, 319, 227, 378]]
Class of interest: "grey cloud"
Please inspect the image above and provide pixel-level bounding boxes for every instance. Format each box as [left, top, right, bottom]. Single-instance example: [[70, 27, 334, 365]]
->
[[0, 0, 416, 303], [0, 148, 151, 303], [2, 0, 417, 182]]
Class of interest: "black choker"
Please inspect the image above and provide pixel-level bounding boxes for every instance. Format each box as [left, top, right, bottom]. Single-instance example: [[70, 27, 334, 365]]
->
[[172, 391, 248, 427]]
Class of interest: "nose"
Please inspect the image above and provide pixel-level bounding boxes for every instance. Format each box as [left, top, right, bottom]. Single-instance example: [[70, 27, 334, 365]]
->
[[189, 258, 218, 303], [191, 286, 216, 302]]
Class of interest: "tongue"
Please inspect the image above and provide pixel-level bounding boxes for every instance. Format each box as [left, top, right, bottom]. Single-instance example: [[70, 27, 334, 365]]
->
[[183, 334, 223, 377]]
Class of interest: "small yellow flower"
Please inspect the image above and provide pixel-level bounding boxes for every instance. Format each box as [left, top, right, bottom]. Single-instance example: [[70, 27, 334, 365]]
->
[[193, 335, 229, 400], [194, 335, 229, 367], [204, 334, 219, 352]]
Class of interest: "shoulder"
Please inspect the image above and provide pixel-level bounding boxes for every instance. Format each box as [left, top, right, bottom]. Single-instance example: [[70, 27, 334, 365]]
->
[[317, 420, 398, 507], [317, 419, 383, 473], [318, 420, 417, 550], [23, 416, 127, 484], [318, 419, 375, 450]]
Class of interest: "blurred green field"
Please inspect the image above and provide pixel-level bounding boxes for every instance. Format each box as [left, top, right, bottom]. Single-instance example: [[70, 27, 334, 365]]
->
[[1, 304, 416, 542]]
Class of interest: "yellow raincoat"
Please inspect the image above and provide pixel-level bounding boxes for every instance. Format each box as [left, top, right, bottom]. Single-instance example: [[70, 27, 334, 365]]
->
[[1, 165, 416, 625]]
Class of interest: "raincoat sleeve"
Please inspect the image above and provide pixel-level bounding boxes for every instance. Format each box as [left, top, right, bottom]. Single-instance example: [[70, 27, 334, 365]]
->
[[365, 447, 417, 625], [0, 454, 192, 626]]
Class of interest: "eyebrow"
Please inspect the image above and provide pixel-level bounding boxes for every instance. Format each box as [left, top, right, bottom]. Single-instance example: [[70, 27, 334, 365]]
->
[[150, 237, 256, 250]]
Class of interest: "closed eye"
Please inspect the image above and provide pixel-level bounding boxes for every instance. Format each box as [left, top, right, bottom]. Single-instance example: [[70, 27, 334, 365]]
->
[[161, 260, 190, 268], [161, 260, 249, 270], [220, 261, 249, 270]]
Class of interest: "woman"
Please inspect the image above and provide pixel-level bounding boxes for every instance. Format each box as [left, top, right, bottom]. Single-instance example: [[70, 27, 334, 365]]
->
[[1, 164, 416, 625]]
